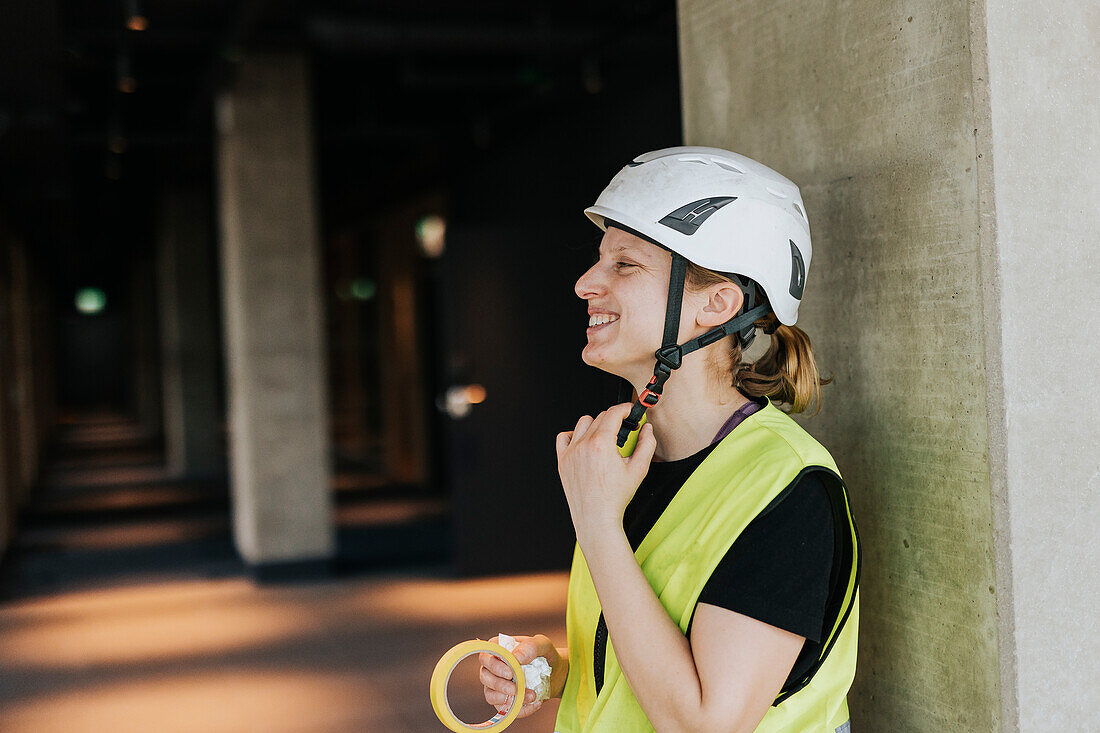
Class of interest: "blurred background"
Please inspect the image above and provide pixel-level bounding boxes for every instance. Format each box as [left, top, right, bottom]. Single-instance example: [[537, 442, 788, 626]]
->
[[0, 1, 681, 730], [2, 1, 1097, 731]]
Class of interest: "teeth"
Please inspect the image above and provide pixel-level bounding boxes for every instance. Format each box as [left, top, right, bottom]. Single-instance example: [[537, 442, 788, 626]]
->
[[588, 313, 620, 327]]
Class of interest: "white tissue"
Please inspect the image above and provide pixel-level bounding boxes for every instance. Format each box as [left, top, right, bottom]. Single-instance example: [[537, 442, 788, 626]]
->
[[497, 633, 553, 703]]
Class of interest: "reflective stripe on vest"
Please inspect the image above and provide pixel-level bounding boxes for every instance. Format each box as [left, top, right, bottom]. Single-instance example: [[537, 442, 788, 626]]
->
[[554, 399, 861, 733]]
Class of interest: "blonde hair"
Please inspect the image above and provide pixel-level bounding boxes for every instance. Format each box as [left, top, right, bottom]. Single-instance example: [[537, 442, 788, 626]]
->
[[685, 262, 833, 415]]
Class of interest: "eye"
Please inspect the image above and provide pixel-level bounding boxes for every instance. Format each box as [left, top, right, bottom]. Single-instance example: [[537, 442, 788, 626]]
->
[[615, 262, 636, 271]]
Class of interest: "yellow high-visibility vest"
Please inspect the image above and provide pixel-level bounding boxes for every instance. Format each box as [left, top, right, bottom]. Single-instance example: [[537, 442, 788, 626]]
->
[[555, 398, 860, 732]]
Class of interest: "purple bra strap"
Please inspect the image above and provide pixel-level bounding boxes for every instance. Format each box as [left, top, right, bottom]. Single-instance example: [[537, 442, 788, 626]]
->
[[711, 398, 764, 445]]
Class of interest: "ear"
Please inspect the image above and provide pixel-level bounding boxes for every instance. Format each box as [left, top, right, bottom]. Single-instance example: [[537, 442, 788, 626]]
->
[[697, 283, 744, 328]]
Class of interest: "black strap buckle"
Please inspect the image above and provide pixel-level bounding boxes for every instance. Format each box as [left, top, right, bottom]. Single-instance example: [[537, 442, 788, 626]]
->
[[654, 344, 682, 370], [615, 366, 673, 448], [637, 375, 662, 406], [637, 366, 673, 406]]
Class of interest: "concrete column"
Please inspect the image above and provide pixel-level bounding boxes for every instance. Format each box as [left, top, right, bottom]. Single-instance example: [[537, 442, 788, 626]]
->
[[215, 51, 335, 569], [157, 189, 225, 479], [979, 3, 1099, 729], [678, 1, 1097, 730]]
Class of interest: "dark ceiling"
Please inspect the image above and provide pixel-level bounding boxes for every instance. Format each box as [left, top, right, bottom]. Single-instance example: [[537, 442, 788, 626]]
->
[[0, 0, 679, 260]]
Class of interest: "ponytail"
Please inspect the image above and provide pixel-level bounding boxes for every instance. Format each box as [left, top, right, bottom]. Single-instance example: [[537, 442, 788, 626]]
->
[[734, 313, 832, 415], [685, 262, 832, 415]]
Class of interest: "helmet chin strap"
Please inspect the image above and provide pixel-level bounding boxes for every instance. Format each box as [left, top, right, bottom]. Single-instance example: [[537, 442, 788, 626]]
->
[[615, 252, 771, 448]]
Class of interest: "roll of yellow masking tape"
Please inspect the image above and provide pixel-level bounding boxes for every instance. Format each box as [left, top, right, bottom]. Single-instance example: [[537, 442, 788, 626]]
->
[[430, 639, 527, 731]]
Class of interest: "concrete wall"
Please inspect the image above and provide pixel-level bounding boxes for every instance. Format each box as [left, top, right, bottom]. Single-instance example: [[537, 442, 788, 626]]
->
[[979, 2, 1100, 729], [678, 0, 1099, 729], [680, 1, 995, 729]]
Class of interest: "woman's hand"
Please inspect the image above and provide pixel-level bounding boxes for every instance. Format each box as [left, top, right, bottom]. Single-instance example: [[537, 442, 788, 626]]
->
[[479, 635, 569, 718], [556, 402, 657, 546]]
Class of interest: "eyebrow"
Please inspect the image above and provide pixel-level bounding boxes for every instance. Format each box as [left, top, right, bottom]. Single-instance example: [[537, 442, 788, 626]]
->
[[599, 242, 646, 258]]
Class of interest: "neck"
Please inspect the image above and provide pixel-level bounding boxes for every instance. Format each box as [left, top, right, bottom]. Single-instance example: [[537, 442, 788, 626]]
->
[[631, 359, 749, 462]]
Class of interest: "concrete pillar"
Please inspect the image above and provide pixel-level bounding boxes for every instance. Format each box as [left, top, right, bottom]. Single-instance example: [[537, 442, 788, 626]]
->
[[215, 51, 335, 570], [677, 1, 1097, 730], [157, 189, 225, 479], [979, 4, 1099, 729]]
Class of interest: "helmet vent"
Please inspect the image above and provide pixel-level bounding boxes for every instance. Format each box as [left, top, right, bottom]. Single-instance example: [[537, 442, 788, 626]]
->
[[713, 160, 744, 174], [766, 186, 788, 199], [789, 240, 806, 299], [658, 196, 736, 235], [677, 156, 710, 166], [793, 202, 805, 219]]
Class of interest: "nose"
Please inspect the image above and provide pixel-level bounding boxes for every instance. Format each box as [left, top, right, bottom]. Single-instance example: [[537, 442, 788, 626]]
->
[[575, 261, 605, 300]]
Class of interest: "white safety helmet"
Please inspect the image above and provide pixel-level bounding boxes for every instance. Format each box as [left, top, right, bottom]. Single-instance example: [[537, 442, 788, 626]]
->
[[584, 146, 813, 447], [585, 146, 811, 326]]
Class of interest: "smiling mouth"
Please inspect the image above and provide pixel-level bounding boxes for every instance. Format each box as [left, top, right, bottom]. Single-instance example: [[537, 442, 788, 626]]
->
[[588, 313, 619, 327], [587, 313, 619, 333]]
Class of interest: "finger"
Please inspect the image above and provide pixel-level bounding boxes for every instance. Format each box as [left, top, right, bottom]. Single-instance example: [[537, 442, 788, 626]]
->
[[492, 654, 514, 682], [572, 415, 595, 441], [511, 640, 531, 664], [479, 665, 516, 695], [579, 408, 611, 437], [591, 402, 637, 440], [555, 431, 573, 461], [488, 687, 536, 709], [516, 700, 543, 719], [478, 651, 513, 682], [629, 422, 658, 474], [484, 688, 514, 707], [499, 696, 541, 718]]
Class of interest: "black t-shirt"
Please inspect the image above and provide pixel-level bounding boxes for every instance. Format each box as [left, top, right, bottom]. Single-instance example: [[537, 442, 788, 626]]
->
[[623, 442, 835, 688]]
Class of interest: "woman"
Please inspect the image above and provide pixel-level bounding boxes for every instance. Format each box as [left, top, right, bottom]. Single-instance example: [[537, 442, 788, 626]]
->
[[480, 146, 860, 732]]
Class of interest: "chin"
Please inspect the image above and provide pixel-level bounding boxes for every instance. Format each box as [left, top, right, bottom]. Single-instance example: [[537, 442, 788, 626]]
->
[[581, 345, 648, 385], [581, 346, 611, 369], [580, 348, 602, 369], [582, 352, 628, 381]]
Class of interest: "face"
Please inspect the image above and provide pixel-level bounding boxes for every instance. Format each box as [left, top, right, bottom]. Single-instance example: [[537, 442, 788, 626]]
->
[[574, 227, 685, 381]]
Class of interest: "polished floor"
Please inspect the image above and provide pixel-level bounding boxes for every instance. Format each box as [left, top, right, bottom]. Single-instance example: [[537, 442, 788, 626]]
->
[[0, 414, 568, 732], [0, 570, 568, 732]]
